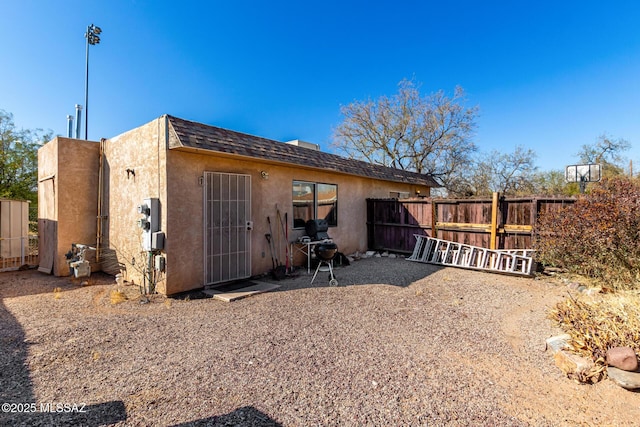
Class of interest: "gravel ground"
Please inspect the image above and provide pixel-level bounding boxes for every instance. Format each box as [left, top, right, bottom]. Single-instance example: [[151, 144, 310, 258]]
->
[[1, 256, 639, 426]]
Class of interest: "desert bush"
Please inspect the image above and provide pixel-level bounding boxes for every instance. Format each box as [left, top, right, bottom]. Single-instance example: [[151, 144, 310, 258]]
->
[[535, 176, 640, 290], [549, 292, 640, 383]]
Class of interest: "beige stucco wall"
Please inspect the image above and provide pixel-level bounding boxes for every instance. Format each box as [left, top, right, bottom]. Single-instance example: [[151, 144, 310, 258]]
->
[[37, 137, 99, 276], [38, 120, 432, 294], [164, 147, 430, 294], [102, 118, 168, 293]]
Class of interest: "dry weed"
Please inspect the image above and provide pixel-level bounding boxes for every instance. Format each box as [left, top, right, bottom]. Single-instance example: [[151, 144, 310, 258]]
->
[[53, 287, 62, 300], [110, 289, 128, 305], [549, 291, 640, 383]]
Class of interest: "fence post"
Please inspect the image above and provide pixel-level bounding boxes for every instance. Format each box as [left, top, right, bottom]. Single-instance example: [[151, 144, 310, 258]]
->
[[431, 198, 437, 238], [490, 192, 499, 249]]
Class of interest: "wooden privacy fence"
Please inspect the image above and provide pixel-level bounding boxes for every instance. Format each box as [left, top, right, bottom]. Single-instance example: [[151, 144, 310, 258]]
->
[[366, 194, 575, 253]]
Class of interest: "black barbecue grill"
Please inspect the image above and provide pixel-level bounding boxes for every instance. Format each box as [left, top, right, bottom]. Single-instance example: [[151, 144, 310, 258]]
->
[[306, 220, 339, 286]]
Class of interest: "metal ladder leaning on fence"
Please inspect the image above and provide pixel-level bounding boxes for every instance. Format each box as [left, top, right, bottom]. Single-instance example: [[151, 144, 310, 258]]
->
[[407, 235, 535, 276]]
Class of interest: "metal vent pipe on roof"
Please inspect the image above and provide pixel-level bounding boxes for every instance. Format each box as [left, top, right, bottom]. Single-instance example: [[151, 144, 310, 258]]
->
[[67, 115, 74, 138], [75, 104, 83, 139]]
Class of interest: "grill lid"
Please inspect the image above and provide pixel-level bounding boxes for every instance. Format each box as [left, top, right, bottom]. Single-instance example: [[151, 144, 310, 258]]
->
[[305, 219, 329, 240]]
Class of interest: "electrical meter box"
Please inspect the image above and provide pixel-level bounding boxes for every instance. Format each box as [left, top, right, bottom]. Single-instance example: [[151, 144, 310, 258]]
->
[[137, 197, 160, 251]]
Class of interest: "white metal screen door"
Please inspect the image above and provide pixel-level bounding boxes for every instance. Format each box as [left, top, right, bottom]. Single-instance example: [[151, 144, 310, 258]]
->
[[204, 172, 252, 285]]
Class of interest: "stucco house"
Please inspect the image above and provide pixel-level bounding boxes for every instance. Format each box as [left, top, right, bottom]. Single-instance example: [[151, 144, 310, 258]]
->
[[38, 115, 439, 295]]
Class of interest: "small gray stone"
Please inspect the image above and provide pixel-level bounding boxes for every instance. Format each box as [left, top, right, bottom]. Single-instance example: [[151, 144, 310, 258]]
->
[[545, 334, 571, 353], [607, 366, 640, 390], [606, 347, 639, 371]]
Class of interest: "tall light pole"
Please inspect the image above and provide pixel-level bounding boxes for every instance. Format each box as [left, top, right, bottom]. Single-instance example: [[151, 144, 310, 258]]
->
[[84, 24, 102, 140]]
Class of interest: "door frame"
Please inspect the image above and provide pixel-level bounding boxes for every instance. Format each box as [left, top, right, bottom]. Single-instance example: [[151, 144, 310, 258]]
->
[[203, 171, 252, 286]]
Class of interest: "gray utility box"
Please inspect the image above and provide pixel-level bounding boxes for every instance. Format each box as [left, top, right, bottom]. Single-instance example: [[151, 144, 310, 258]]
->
[[138, 197, 160, 251], [151, 231, 165, 250]]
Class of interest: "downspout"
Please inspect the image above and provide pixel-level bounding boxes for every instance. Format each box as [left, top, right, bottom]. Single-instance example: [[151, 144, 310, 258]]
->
[[96, 137, 105, 263]]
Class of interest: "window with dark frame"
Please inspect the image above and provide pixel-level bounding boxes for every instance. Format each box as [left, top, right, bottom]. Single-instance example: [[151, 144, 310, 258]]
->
[[292, 181, 337, 228]]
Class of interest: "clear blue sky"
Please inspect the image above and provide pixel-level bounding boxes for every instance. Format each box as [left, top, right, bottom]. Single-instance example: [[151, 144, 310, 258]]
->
[[2, 1, 640, 172]]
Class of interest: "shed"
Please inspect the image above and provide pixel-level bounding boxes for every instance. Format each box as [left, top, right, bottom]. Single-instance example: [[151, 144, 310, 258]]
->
[[38, 115, 439, 294], [0, 199, 30, 271]]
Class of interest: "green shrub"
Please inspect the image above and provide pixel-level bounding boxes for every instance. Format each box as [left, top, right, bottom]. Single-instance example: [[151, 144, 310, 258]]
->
[[535, 176, 640, 290]]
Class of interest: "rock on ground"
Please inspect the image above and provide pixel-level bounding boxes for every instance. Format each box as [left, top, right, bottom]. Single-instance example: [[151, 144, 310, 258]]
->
[[607, 367, 640, 390], [606, 347, 639, 372]]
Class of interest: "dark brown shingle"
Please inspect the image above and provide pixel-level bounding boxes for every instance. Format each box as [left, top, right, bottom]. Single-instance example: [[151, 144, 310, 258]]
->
[[167, 115, 440, 187]]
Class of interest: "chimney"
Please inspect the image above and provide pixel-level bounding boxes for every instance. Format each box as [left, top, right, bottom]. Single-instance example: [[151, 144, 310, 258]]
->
[[75, 104, 83, 139], [66, 115, 74, 138], [285, 139, 320, 150]]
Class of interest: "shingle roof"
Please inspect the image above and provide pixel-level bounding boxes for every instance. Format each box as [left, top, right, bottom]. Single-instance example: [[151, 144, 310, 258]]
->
[[166, 115, 440, 187]]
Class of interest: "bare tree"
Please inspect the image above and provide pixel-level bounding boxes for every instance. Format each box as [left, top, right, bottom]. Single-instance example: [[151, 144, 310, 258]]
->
[[332, 79, 478, 189], [577, 134, 630, 165], [463, 146, 538, 197], [576, 133, 629, 177]]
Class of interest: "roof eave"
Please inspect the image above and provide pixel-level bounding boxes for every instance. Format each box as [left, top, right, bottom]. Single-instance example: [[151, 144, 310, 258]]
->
[[166, 115, 439, 187], [169, 145, 436, 187]]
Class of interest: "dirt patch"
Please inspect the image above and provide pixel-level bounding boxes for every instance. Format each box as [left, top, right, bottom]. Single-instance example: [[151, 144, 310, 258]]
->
[[1, 260, 639, 426]]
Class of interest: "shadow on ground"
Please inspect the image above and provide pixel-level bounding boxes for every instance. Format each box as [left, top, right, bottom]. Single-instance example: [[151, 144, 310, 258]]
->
[[171, 406, 282, 426], [264, 255, 442, 291], [182, 256, 443, 300], [188, 256, 443, 300]]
